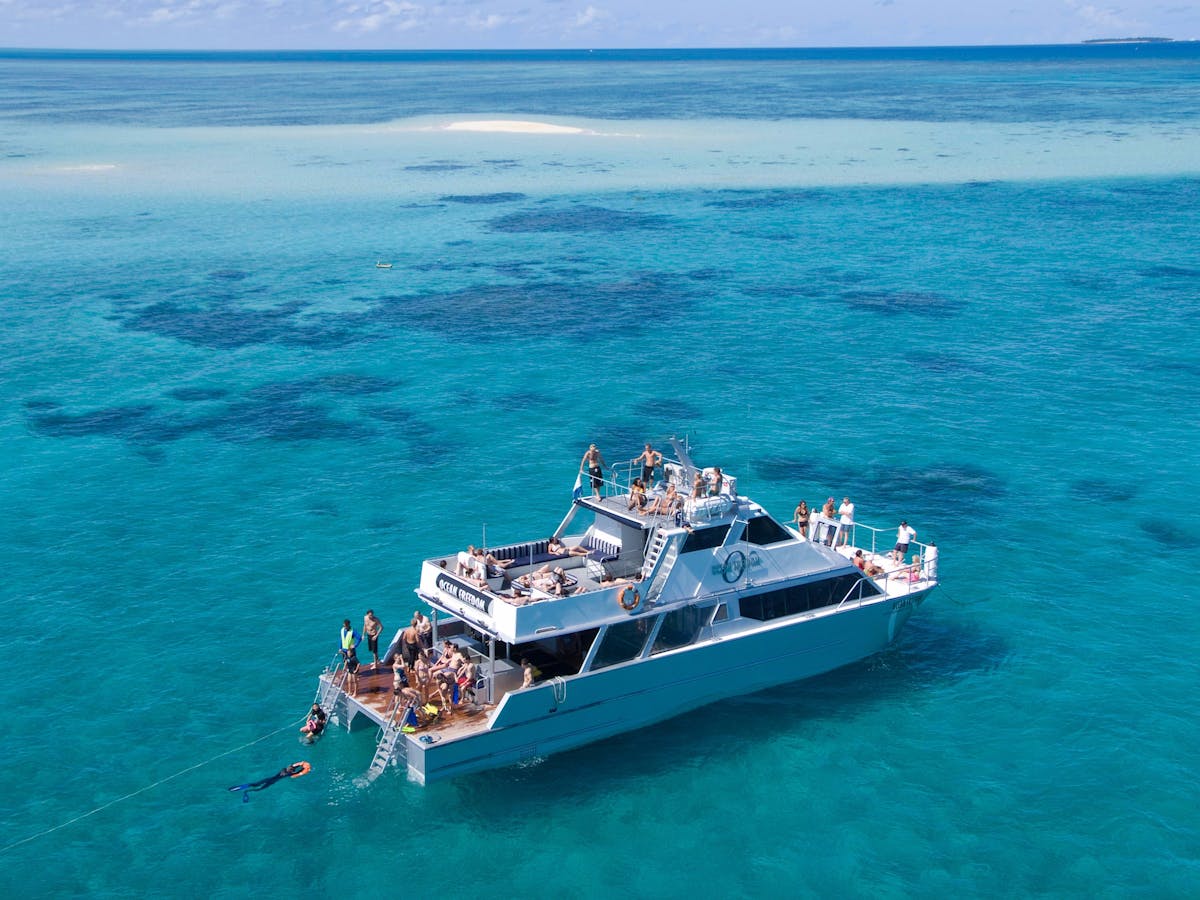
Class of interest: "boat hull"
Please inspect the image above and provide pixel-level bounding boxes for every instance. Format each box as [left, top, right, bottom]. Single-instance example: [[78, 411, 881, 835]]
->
[[404, 590, 926, 783]]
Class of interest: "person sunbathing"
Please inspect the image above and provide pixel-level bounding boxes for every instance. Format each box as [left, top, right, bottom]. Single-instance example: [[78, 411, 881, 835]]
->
[[547, 537, 589, 557], [642, 484, 679, 516]]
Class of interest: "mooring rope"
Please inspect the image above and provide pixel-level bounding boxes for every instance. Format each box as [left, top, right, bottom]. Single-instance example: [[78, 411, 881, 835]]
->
[[0, 714, 308, 855]]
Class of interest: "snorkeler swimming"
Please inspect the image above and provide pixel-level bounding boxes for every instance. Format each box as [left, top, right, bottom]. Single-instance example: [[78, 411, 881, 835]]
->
[[228, 762, 311, 802]]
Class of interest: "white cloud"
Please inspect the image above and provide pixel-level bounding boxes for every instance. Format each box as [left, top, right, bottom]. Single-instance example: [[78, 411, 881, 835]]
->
[[571, 5, 608, 29], [333, 0, 424, 34], [1063, 0, 1138, 33], [464, 11, 509, 30]]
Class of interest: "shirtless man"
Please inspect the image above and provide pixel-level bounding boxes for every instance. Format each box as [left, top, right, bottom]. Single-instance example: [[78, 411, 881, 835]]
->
[[414, 609, 432, 649], [635, 443, 662, 486], [429, 640, 460, 681], [580, 443, 607, 497], [400, 618, 422, 671], [692, 471, 706, 499], [363, 609, 383, 667]]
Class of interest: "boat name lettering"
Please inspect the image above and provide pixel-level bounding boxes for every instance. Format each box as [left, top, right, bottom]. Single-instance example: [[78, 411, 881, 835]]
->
[[435, 574, 492, 614], [894, 597, 915, 612]]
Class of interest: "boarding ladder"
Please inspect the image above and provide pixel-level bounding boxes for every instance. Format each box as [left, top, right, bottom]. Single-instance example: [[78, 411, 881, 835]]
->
[[366, 694, 410, 783], [316, 652, 350, 725], [642, 532, 681, 604]]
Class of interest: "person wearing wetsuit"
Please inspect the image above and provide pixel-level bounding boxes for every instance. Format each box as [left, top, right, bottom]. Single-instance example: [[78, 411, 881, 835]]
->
[[229, 763, 308, 802]]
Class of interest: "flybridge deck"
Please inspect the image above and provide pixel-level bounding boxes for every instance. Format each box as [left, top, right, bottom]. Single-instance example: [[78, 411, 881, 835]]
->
[[315, 438, 938, 784]]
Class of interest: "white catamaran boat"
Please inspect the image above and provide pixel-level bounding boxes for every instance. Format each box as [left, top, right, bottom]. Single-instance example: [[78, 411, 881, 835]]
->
[[317, 438, 937, 784]]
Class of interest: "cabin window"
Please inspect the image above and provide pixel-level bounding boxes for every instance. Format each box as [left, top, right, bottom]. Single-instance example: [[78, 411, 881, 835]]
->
[[651, 605, 708, 654], [590, 618, 653, 671], [739, 574, 880, 622], [744, 515, 792, 545], [681, 525, 730, 553], [711, 603, 728, 623]]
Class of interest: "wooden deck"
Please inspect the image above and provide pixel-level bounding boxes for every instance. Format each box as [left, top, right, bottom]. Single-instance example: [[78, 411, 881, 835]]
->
[[323, 664, 497, 740]]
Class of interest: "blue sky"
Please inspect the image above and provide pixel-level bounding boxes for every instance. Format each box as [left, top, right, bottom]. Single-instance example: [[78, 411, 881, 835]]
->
[[1, 1, 1197, 50]]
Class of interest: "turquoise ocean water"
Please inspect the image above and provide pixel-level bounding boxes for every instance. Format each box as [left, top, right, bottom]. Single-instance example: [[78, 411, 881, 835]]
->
[[1, 46, 1198, 896]]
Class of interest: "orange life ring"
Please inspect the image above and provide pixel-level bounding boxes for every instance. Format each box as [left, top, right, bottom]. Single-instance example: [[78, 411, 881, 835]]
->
[[289, 761, 312, 778], [618, 585, 640, 611]]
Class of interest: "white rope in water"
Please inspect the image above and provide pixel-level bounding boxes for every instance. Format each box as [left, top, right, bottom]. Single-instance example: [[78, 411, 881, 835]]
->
[[0, 715, 308, 855]]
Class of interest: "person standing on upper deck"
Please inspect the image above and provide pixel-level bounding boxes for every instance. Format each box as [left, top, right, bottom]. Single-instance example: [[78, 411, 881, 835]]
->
[[363, 609, 383, 668], [636, 443, 663, 487], [580, 443, 607, 497], [893, 520, 917, 563], [837, 496, 855, 547]]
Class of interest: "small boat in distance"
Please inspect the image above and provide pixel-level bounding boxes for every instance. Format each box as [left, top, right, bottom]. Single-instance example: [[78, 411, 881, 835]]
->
[[316, 437, 938, 784], [375, 261, 393, 268]]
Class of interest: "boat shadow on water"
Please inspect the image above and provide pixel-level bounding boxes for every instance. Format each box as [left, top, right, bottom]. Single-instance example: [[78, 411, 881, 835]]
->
[[432, 615, 1008, 803]]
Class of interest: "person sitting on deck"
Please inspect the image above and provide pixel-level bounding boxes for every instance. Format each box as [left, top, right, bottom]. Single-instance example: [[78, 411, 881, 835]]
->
[[642, 483, 680, 516], [457, 655, 477, 705], [429, 640, 458, 679], [853, 549, 867, 571], [521, 658, 535, 689], [708, 467, 724, 496], [483, 550, 514, 570], [907, 553, 923, 583], [627, 477, 648, 511]]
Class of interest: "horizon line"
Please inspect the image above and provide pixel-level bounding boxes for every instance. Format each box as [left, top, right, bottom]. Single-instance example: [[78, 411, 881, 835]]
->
[[1, 39, 1195, 55]]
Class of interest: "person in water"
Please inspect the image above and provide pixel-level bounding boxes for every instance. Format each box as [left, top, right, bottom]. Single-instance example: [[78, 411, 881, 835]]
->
[[300, 704, 326, 740], [229, 762, 309, 802]]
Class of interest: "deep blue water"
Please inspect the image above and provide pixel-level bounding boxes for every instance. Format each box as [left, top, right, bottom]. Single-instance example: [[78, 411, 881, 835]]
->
[[1, 46, 1198, 897]]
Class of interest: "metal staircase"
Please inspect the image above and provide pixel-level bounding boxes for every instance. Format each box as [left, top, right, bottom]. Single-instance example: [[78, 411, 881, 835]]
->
[[641, 529, 669, 578], [366, 698, 409, 783], [643, 533, 681, 604]]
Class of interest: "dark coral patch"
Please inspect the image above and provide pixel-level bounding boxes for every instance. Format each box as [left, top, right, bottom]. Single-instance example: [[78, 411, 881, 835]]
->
[[704, 190, 819, 210], [842, 290, 964, 316], [1138, 519, 1200, 550], [366, 273, 698, 342], [1068, 478, 1138, 503], [487, 205, 672, 233], [28, 404, 156, 439], [167, 387, 229, 402], [439, 193, 527, 204]]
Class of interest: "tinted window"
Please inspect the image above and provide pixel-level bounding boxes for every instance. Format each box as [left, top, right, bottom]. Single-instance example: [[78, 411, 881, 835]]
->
[[590, 618, 653, 670], [681, 525, 730, 553], [739, 574, 880, 621], [652, 605, 708, 654], [744, 515, 792, 545]]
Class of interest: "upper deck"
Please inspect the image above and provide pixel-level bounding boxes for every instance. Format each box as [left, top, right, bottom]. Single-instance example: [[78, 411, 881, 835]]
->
[[416, 440, 936, 644]]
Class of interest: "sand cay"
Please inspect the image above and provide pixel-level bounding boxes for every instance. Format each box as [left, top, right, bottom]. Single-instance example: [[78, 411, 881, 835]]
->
[[442, 119, 590, 134]]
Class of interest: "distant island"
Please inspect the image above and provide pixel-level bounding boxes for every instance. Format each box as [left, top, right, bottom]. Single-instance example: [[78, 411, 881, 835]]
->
[[1082, 37, 1177, 44]]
